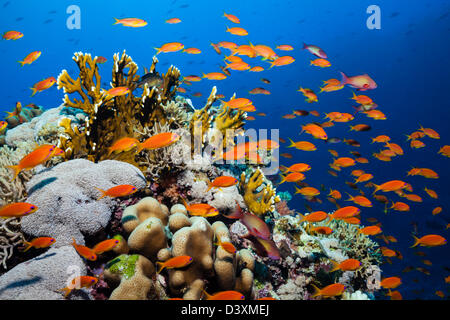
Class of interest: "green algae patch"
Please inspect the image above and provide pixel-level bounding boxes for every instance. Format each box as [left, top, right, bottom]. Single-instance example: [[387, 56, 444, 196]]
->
[[106, 254, 140, 280]]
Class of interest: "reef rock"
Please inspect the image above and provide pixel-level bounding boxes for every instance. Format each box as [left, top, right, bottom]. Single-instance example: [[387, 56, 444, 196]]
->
[[0, 245, 87, 300], [21, 159, 146, 246]]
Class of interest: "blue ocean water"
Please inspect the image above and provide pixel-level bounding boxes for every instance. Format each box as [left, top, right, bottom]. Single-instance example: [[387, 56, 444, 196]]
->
[[1, 0, 449, 299]]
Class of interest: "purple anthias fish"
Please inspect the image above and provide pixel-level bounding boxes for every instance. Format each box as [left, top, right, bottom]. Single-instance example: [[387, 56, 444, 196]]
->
[[302, 43, 327, 59], [340, 72, 377, 91]]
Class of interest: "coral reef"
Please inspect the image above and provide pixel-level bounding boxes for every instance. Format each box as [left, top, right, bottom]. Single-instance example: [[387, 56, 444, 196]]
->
[[0, 246, 87, 300], [21, 159, 147, 246], [104, 197, 255, 300]]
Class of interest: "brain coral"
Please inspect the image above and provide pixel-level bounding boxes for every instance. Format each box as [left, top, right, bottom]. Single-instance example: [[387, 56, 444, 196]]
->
[[0, 245, 87, 300], [21, 159, 147, 246]]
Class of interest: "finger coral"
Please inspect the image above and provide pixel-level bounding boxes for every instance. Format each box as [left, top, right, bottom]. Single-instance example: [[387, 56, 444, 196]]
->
[[239, 168, 280, 216]]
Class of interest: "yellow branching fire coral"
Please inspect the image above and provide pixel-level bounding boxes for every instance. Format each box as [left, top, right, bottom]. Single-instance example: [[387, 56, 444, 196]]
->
[[56, 51, 180, 165], [239, 168, 280, 216]]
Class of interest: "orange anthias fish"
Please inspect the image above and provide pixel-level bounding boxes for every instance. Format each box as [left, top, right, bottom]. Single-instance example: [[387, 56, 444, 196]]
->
[[223, 13, 240, 24], [432, 207, 442, 216], [30, 77, 56, 96], [287, 139, 316, 151], [410, 235, 447, 247], [311, 283, 345, 298], [107, 137, 141, 155], [92, 238, 120, 254], [438, 145, 450, 158], [96, 56, 107, 64], [166, 18, 181, 24], [328, 206, 360, 221], [279, 172, 305, 184], [299, 211, 328, 223], [249, 87, 270, 95], [222, 97, 252, 109], [183, 75, 202, 82], [281, 163, 311, 173], [203, 290, 245, 300], [202, 72, 227, 80], [390, 201, 410, 212], [18, 51, 41, 66], [181, 198, 219, 217], [207, 176, 238, 191], [269, 56, 295, 68], [346, 194, 372, 207], [7, 144, 57, 180], [113, 18, 147, 27], [276, 44, 294, 51], [21, 237, 55, 252], [95, 185, 138, 200], [419, 125, 440, 139], [358, 225, 382, 236], [59, 276, 98, 298], [156, 256, 193, 273], [351, 92, 373, 105], [104, 86, 130, 98], [2, 31, 23, 40], [310, 58, 331, 68], [215, 238, 236, 254], [0, 202, 38, 218], [301, 123, 327, 140], [297, 87, 318, 103], [138, 132, 180, 152], [72, 238, 97, 261], [373, 180, 407, 194], [311, 226, 333, 235], [330, 259, 361, 272], [155, 42, 184, 54], [380, 277, 402, 289], [226, 26, 248, 36], [183, 47, 201, 54], [295, 187, 320, 197]]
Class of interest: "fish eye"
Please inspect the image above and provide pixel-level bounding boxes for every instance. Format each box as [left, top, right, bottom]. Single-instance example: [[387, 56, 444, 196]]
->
[[30, 206, 36, 210], [132, 187, 136, 190], [50, 239, 55, 242]]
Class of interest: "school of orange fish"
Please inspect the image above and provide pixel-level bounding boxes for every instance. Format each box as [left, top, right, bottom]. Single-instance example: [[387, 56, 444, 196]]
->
[[2, 11, 449, 300]]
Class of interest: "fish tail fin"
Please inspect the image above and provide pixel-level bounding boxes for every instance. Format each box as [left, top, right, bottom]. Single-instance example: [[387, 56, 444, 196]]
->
[[154, 47, 161, 55], [113, 18, 120, 25], [287, 138, 295, 148], [302, 43, 308, 50], [135, 142, 144, 154], [18, 60, 25, 66], [206, 179, 213, 192], [372, 184, 380, 195], [30, 87, 37, 97], [201, 289, 212, 300], [180, 196, 189, 209], [278, 174, 286, 185], [339, 71, 349, 86], [58, 287, 72, 298], [297, 212, 306, 222], [279, 165, 288, 172], [156, 261, 165, 274], [4, 111, 14, 119], [329, 260, 340, 272], [94, 187, 106, 200], [294, 186, 302, 195], [6, 165, 20, 181], [21, 240, 32, 252], [310, 284, 321, 298], [410, 235, 420, 248], [345, 192, 353, 201]]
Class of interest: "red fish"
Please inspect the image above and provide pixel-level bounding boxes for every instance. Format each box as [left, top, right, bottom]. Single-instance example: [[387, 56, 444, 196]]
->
[[95, 185, 137, 200], [203, 290, 245, 300], [72, 238, 97, 261], [30, 77, 56, 96], [21, 237, 55, 252], [92, 238, 120, 254], [0, 202, 38, 218], [340, 72, 377, 91], [156, 256, 193, 273], [7, 144, 57, 180], [59, 276, 98, 298]]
